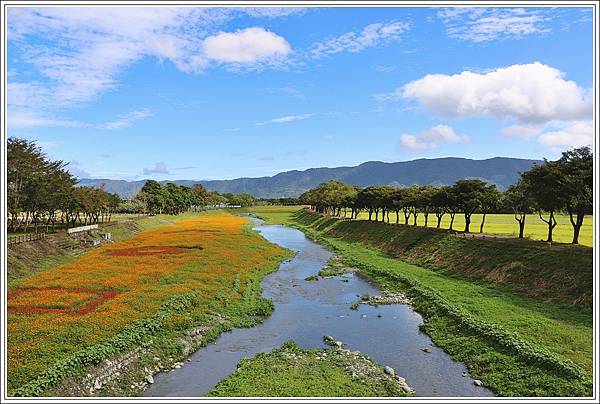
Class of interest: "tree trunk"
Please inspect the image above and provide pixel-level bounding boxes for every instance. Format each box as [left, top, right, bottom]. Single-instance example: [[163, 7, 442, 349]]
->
[[436, 213, 443, 228], [568, 208, 585, 244], [515, 213, 526, 238], [479, 213, 486, 233], [424, 213, 429, 227], [412, 212, 418, 226], [368, 210, 373, 221], [539, 211, 557, 242], [449, 212, 456, 231], [464, 213, 471, 233], [395, 209, 400, 224]]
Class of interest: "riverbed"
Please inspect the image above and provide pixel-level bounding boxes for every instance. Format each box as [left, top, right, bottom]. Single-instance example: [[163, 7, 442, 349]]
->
[[144, 217, 494, 397]]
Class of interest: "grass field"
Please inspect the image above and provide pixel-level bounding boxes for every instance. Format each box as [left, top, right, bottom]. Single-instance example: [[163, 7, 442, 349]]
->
[[7, 211, 290, 396], [208, 341, 410, 397], [243, 206, 593, 396], [351, 211, 593, 246]]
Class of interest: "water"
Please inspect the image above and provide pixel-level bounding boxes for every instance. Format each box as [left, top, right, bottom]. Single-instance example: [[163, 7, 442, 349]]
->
[[144, 218, 494, 397]]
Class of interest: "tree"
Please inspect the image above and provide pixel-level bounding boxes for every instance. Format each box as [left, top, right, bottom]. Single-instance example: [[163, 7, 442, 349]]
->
[[478, 185, 501, 233], [357, 187, 381, 221], [452, 179, 489, 233], [390, 188, 406, 224], [521, 162, 565, 242], [431, 186, 451, 228], [416, 185, 437, 227], [556, 147, 593, 244], [138, 180, 166, 214], [503, 180, 535, 239]]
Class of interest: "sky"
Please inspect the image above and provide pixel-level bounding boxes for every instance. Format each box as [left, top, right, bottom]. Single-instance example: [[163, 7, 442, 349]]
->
[[6, 5, 594, 181]]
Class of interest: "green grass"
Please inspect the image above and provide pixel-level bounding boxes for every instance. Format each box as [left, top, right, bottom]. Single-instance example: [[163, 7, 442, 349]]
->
[[245, 206, 593, 397], [352, 211, 593, 246], [207, 341, 410, 397]]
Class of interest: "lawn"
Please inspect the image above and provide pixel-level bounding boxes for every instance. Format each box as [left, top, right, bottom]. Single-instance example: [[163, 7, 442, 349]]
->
[[7, 211, 290, 396], [353, 211, 593, 246], [244, 206, 593, 396]]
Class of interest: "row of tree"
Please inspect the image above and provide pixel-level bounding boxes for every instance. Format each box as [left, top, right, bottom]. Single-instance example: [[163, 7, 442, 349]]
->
[[7, 138, 121, 232], [132, 180, 256, 214], [300, 147, 592, 244], [7, 138, 260, 231]]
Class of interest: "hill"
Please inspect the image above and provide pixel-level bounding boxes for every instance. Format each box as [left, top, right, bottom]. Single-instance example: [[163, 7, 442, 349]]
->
[[78, 157, 540, 199]]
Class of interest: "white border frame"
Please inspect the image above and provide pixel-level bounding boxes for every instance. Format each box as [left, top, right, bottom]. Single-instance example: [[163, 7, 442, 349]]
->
[[0, 1, 597, 403]]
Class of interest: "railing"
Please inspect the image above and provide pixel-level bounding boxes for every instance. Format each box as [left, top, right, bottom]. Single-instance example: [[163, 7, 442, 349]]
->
[[67, 224, 99, 234], [7, 233, 46, 246]]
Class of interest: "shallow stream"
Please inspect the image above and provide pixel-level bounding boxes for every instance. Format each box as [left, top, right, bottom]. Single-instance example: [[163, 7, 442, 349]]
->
[[144, 217, 494, 397]]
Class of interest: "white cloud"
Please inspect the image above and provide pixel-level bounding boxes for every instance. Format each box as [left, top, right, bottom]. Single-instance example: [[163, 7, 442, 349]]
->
[[256, 114, 312, 126], [143, 162, 169, 175], [7, 7, 298, 124], [203, 27, 291, 63], [310, 21, 410, 58], [269, 86, 305, 99], [399, 62, 591, 124], [437, 8, 551, 42], [67, 161, 91, 178], [398, 125, 468, 151], [8, 108, 152, 129], [538, 121, 593, 148], [500, 123, 544, 138], [98, 109, 153, 129]]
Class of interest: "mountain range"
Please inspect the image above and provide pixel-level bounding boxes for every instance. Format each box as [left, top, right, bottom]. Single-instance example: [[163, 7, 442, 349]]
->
[[77, 157, 541, 199]]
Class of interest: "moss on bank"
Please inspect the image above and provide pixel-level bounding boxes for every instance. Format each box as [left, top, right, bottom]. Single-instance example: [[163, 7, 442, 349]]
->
[[207, 341, 412, 397]]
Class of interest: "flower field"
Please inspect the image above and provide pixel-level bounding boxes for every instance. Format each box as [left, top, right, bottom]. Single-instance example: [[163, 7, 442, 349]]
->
[[7, 212, 288, 394]]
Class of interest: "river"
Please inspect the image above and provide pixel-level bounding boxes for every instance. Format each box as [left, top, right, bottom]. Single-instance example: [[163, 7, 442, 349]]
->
[[144, 217, 494, 397]]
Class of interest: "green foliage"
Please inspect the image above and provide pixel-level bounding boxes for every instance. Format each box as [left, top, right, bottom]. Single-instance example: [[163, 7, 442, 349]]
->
[[207, 342, 409, 397], [7, 137, 122, 232]]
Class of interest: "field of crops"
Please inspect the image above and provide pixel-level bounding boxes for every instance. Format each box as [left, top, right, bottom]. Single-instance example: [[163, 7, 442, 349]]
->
[[351, 212, 593, 247], [7, 211, 288, 395]]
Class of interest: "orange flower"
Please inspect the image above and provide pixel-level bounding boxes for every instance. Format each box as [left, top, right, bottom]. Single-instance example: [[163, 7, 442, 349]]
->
[[7, 212, 287, 391]]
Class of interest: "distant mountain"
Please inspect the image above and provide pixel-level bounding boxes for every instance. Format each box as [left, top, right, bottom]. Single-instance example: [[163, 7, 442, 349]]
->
[[78, 157, 541, 199]]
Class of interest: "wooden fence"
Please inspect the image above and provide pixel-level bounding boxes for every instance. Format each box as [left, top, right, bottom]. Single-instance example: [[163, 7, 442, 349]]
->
[[7, 233, 46, 246]]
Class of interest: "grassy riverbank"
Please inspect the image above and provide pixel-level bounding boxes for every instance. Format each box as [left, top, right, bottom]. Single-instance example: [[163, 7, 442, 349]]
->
[[8, 211, 291, 396], [242, 206, 594, 397], [207, 341, 411, 397]]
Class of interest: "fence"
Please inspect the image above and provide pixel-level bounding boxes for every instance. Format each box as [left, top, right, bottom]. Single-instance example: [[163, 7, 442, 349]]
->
[[7, 233, 46, 246], [67, 224, 99, 234]]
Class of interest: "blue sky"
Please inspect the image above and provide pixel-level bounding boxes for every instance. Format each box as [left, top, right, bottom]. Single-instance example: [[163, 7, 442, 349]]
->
[[7, 6, 594, 180]]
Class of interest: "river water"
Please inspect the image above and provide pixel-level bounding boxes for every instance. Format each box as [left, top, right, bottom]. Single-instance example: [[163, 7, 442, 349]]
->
[[144, 217, 494, 397]]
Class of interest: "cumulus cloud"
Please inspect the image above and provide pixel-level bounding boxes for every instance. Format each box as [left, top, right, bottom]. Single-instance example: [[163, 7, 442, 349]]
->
[[399, 62, 591, 124], [310, 21, 410, 58], [143, 162, 169, 175], [397, 125, 468, 151], [437, 8, 551, 42], [255, 114, 312, 126], [538, 121, 593, 148], [389, 62, 593, 149], [7, 7, 298, 126], [203, 27, 291, 63]]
